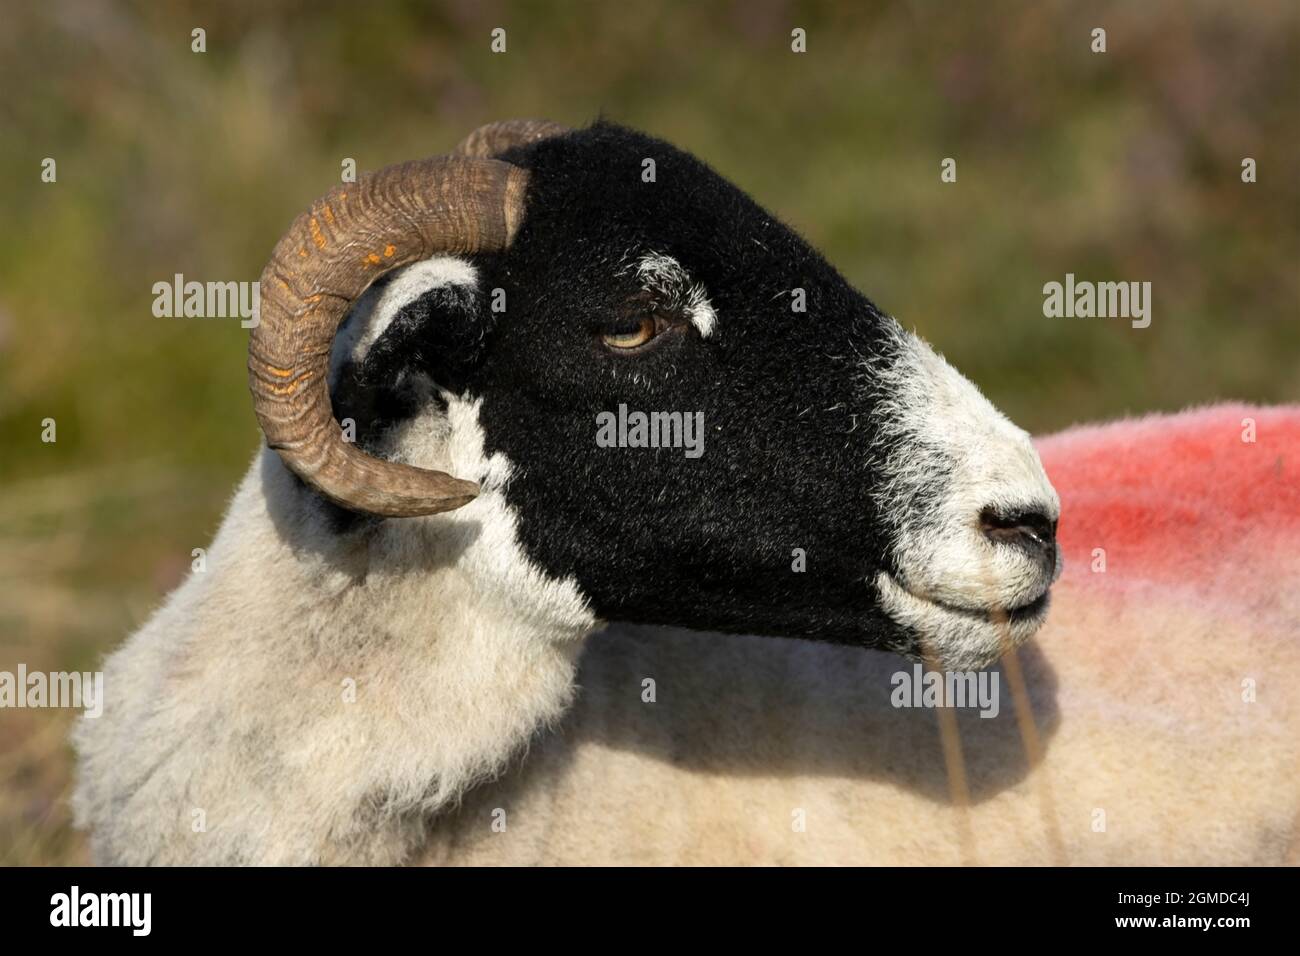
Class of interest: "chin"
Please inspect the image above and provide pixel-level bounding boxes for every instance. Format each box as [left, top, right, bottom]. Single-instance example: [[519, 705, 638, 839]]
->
[[876, 571, 1053, 670]]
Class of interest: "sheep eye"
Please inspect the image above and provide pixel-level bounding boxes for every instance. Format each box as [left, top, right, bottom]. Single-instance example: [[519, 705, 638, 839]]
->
[[601, 316, 658, 350]]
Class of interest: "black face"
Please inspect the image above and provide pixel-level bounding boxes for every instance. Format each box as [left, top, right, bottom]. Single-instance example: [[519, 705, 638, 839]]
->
[[331, 121, 1044, 658], [466, 124, 900, 643]]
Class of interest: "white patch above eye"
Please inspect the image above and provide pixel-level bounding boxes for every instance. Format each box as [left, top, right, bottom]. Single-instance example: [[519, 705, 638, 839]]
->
[[330, 256, 479, 381], [629, 251, 717, 339]]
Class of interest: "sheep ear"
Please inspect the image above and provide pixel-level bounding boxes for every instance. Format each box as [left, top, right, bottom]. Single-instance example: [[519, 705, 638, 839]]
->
[[329, 256, 488, 431]]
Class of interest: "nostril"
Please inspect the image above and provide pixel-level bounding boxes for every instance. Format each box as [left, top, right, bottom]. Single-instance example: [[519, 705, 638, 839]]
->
[[979, 507, 1057, 559]]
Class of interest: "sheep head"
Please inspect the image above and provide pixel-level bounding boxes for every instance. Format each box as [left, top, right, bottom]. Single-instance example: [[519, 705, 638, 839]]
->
[[248, 119, 1061, 669]]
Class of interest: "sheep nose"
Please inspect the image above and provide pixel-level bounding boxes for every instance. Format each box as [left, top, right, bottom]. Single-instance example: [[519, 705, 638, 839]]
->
[[980, 507, 1057, 569]]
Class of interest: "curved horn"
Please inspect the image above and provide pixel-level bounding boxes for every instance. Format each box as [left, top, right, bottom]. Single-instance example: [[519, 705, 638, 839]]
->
[[454, 119, 570, 159], [249, 156, 530, 517]]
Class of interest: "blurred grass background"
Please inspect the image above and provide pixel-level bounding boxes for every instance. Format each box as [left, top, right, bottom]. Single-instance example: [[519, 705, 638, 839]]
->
[[0, 0, 1296, 864]]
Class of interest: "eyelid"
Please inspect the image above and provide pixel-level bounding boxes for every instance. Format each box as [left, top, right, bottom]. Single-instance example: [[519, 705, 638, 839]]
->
[[604, 314, 650, 335]]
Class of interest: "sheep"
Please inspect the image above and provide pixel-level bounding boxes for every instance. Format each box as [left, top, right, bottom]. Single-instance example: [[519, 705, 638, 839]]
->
[[72, 119, 1296, 865]]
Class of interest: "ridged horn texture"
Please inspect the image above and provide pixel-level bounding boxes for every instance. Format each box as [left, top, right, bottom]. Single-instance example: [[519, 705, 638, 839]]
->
[[248, 155, 530, 517], [454, 119, 571, 159]]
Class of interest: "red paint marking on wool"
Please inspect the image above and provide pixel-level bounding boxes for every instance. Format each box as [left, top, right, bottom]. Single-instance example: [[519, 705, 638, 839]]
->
[[1034, 404, 1300, 588]]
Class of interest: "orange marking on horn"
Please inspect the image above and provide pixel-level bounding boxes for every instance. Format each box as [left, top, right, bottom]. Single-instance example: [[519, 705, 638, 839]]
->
[[309, 217, 326, 249], [268, 371, 311, 395], [323, 204, 336, 225], [384, 244, 396, 257], [263, 364, 295, 378], [364, 253, 383, 266], [298, 247, 308, 258]]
